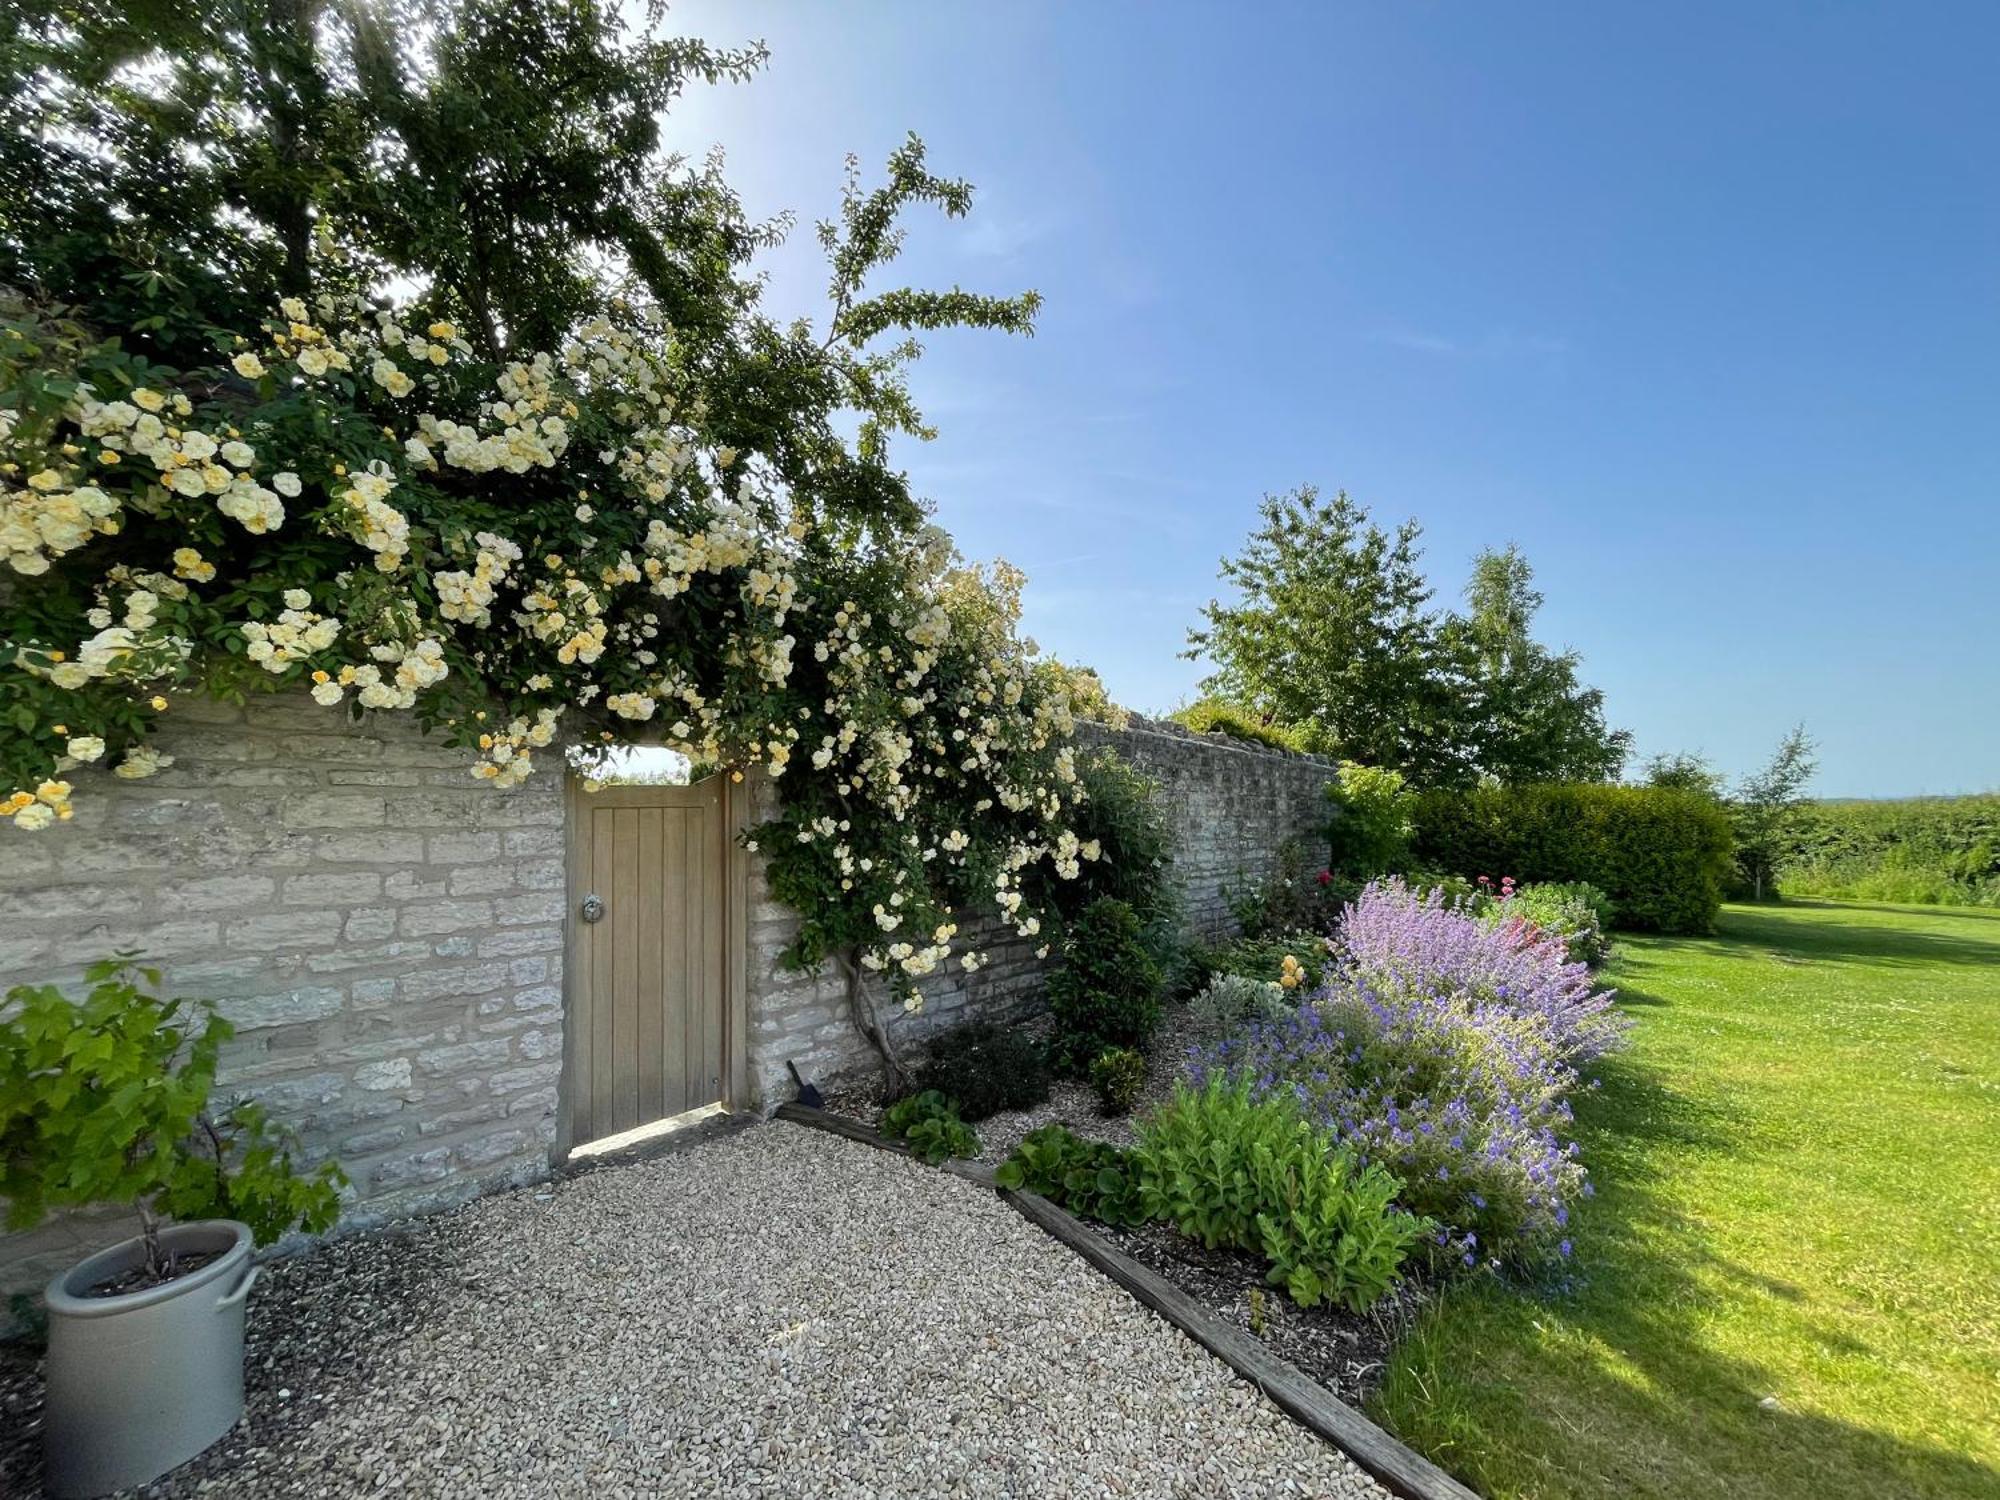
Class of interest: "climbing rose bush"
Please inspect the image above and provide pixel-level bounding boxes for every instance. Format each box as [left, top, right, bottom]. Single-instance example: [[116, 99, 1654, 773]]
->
[[0, 292, 1094, 1000]]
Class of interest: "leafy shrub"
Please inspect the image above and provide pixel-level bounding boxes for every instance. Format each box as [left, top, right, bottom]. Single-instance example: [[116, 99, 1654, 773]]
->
[[1774, 795, 2000, 908], [1501, 881, 1614, 967], [1205, 989, 1587, 1270], [1325, 761, 1414, 877], [1134, 1079, 1426, 1311], [1224, 837, 1351, 939], [994, 1124, 1148, 1225], [1047, 898, 1162, 1072], [0, 960, 345, 1272], [912, 1022, 1051, 1122], [1030, 749, 1183, 967], [1339, 878, 1624, 1062], [1088, 1047, 1147, 1115], [1188, 930, 1330, 990], [1410, 783, 1734, 934], [880, 1090, 980, 1163], [1405, 870, 1485, 910], [1169, 697, 1312, 753], [1188, 972, 1294, 1042]]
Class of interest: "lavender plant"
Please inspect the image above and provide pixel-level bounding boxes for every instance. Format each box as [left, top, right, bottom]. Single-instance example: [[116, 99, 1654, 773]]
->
[[1199, 991, 1587, 1267], [1193, 876, 1621, 1268], [1337, 878, 1624, 1062]]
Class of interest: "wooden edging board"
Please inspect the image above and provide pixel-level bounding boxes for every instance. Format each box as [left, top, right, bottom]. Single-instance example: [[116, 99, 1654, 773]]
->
[[771, 1101, 1481, 1500]]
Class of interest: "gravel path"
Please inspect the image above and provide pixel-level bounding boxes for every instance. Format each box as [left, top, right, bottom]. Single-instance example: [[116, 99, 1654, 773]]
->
[[3, 1122, 1387, 1498]]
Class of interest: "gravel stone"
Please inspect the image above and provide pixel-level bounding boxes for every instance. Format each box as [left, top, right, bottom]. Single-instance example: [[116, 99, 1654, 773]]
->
[[2, 1123, 1387, 1497]]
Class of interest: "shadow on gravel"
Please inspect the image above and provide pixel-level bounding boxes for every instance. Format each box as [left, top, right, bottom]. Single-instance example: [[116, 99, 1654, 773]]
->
[[0, 1107, 758, 1497]]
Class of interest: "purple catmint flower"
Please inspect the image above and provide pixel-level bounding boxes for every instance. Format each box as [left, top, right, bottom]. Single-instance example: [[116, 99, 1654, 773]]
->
[[1335, 878, 1626, 1063], [1195, 877, 1614, 1268]]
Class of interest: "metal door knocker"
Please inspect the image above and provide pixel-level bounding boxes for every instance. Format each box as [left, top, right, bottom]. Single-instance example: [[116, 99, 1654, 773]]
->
[[580, 893, 606, 923]]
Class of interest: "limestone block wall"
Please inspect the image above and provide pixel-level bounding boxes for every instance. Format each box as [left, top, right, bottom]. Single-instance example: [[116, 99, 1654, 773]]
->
[[1075, 716, 1335, 939], [0, 694, 567, 1298], [0, 695, 1333, 1294], [741, 716, 1334, 1102]]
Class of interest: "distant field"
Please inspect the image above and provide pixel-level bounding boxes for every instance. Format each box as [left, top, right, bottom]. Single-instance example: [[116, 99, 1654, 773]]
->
[[1373, 900, 2000, 1500]]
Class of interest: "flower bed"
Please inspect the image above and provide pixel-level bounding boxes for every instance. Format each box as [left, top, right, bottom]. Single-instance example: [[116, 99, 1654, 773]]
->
[[1201, 878, 1619, 1268]]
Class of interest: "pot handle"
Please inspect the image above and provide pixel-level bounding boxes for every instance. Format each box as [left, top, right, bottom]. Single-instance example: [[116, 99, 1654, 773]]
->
[[216, 1263, 260, 1310]]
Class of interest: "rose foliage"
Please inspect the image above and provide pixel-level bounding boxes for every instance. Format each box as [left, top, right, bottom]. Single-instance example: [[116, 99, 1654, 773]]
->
[[0, 0, 1107, 1041]]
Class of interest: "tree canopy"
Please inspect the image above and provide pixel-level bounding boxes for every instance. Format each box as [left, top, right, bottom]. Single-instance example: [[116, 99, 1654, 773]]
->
[[0, 0, 1101, 1073], [1186, 488, 1627, 788], [1733, 724, 1818, 900]]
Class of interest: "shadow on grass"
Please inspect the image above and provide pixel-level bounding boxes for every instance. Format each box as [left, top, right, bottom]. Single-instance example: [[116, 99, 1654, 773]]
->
[[1380, 960, 2000, 1499], [1716, 904, 2000, 970]]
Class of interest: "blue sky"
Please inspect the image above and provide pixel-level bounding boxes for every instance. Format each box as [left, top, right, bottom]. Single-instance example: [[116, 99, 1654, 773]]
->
[[664, 1, 1997, 797]]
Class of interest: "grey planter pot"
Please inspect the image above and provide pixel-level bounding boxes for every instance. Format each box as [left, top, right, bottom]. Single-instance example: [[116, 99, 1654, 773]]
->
[[43, 1219, 257, 1499]]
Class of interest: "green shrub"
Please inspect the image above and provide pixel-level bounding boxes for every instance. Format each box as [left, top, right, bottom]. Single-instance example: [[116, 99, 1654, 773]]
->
[[1773, 795, 2000, 907], [1169, 697, 1312, 753], [1088, 1047, 1147, 1115], [880, 1090, 980, 1164], [1325, 761, 1414, 877], [995, 1124, 1148, 1225], [1224, 837, 1350, 938], [1134, 1078, 1426, 1311], [1047, 898, 1162, 1072], [912, 1022, 1051, 1122], [1189, 930, 1328, 990], [1411, 783, 1734, 933], [1502, 881, 1615, 966], [0, 959, 345, 1271], [1188, 972, 1294, 1042], [1032, 748, 1182, 954]]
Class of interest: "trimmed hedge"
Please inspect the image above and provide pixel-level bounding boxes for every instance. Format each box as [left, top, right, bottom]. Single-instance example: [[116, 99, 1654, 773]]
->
[[1410, 784, 1734, 934], [1775, 794, 2000, 906]]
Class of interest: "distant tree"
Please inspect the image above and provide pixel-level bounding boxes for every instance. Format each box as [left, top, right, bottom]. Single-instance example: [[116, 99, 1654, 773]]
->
[[1642, 751, 1727, 799], [1733, 726, 1819, 901], [1186, 499, 1626, 788], [1184, 487, 1469, 783], [1450, 545, 1631, 784]]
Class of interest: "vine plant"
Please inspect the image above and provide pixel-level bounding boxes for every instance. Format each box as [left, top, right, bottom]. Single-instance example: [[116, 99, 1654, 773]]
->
[[0, 0, 1104, 1078]]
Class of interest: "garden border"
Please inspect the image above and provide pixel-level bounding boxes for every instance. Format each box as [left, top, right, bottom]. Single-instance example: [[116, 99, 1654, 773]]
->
[[773, 1102, 1481, 1500]]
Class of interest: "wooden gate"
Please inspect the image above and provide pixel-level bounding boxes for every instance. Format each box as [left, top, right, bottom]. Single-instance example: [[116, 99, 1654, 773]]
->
[[564, 777, 741, 1149]]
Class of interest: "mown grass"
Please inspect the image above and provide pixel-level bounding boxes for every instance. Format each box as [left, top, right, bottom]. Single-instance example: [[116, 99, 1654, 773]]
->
[[1372, 901, 2000, 1500]]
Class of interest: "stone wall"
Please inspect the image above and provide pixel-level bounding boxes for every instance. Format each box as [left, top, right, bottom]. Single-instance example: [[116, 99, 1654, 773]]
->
[[741, 716, 1333, 1102], [0, 698, 1331, 1295], [1075, 717, 1334, 939], [0, 694, 566, 1299]]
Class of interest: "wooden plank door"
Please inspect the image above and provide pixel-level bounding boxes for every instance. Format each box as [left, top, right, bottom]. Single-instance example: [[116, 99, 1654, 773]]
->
[[567, 778, 728, 1146]]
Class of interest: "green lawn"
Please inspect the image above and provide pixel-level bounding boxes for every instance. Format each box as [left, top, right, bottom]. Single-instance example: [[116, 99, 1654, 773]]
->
[[1372, 901, 2000, 1500]]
